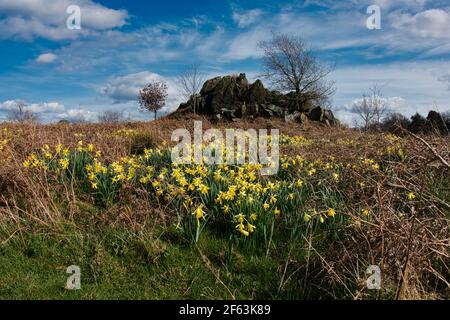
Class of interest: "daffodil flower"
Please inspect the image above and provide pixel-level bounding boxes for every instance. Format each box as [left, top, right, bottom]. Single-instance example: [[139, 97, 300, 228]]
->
[[407, 192, 416, 201], [194, 205, 205, 220], [327, 209, 336, 218]]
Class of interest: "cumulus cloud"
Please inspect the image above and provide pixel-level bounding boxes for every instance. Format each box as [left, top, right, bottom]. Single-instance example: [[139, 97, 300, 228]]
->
[[334, 96, 407, 126], [36, 53, 58, 64], [100, 71, 184, 113], [56, 109, 97, 122], [392, 9, 450, 39], [332, 60, 450, 125], [0, 99, 66, 123], [0, 100, 64, 113], [0, 0, 128, 40], [100, 72, 165, 102]]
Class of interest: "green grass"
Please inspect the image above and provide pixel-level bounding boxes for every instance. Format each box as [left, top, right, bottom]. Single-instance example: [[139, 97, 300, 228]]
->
[[0, 222, 305, 300]]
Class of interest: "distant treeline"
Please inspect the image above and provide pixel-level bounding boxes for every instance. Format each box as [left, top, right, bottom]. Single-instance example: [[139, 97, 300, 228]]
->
[[370, 110, 450, 135]]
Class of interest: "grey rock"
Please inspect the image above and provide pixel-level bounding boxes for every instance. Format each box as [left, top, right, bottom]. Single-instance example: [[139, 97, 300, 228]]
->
[[285, 111, 306, 123], [175, 73, 337, 125]]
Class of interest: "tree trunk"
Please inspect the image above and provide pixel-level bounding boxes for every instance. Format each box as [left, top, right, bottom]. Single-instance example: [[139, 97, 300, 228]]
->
[[154, 110, 157, 121]]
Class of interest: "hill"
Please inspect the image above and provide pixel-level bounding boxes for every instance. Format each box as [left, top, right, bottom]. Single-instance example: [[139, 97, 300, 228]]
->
[[0, 119, 448, 300]]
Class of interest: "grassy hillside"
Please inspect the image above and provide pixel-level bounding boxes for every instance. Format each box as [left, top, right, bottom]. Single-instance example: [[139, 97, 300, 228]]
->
[[0, 116, 448, 300]]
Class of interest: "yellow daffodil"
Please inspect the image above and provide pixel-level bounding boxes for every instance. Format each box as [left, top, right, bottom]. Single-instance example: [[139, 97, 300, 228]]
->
[[194, 205, 205, 220], [332, 173, 340, 182], [407, 192, 416, 201], [270, 195, 277, 204], [327, 209, 336, 218], [199, 184, 209, 195], [247, 223, 256, 233]]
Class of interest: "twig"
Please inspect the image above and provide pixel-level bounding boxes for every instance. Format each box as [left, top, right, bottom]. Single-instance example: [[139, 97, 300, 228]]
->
[[408, 131, 450, 169]]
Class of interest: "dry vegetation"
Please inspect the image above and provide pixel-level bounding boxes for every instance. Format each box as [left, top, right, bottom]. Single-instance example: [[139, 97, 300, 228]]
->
[[0, 116, 448, 300]]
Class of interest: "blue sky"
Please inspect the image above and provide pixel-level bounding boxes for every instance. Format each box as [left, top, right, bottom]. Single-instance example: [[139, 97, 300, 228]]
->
[[0, 0, 450, 124]]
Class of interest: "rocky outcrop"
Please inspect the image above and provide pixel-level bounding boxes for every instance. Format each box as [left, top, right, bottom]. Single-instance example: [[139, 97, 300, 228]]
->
[[176, 73, 337, 125]]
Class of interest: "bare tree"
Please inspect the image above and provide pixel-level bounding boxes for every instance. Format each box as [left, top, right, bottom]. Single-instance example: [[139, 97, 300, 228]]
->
[[177, 64, 205, 114], [352, 85, 390, 130], [7, 102, 39, 124], [369, 85, 390, 127], [258, 33, 335, 107], [138, 81, 168, 120], [98, 110, 124, 123], [351, 94, 375, 130]]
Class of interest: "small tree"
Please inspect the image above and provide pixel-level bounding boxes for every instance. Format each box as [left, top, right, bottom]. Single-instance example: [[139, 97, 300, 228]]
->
[[98, 110, 123, 123], [138, 81, 168, 120], [370, 85, 390, 127], [352, 85, 390, 130], [177, 64, 205, 114], [259, 33, 335, 108], [351, 94, 375, 130], [7, 102, 39, 124]]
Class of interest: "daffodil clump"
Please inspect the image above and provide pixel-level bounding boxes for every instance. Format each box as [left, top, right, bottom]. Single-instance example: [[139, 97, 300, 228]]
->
[[22, 138, 346, 244], [279, 134, 313, 147], [114, 128, 141, 138], [21, 132, 413, 247]]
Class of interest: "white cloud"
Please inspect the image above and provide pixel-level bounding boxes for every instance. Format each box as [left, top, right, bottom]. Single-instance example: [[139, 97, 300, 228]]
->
[[334, 96, 407, 126], [36, 53, 57, 64], [232, 9, 264, 28], [100, 71, 185, 113], [0, 100, 20, 111], [0, 0, 128, 40], [57, 109, 97, 122], [332, 61, 450, 125], [28, 102, 65, 113], [392, 9, 450, 39], [223, 27, 269, 60], [0, 100, 64, 113], [100, 72, 166, 102], [26, 2, 450, 74]]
